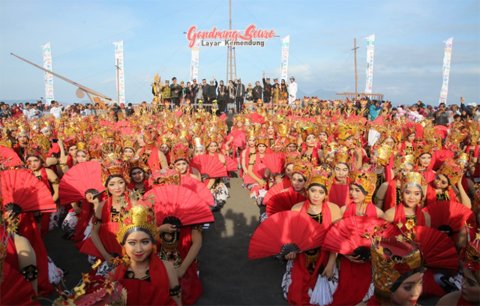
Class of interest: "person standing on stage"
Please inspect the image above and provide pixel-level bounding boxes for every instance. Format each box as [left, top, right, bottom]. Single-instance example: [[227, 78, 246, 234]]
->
[[288, 76, 298, 107], [170, 77, 182, 107], [262, 71, 272, 104], [253, 81, 263, 103], [217, 80, 227, 113], [234, 78, 245, 112], [207, 77, 218, 104], [201, 79, 210, 103]]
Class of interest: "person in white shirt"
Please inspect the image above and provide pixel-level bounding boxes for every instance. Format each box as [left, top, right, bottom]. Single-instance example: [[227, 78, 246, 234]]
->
[[49, 101, 63, 119], [287, 76, 298, 107], [29, 104, 42, 119]]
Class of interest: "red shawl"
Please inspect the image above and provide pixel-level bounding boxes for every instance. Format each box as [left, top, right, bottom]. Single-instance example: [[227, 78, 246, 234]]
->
[[79, 195, 130, 259], [287, 200, 332, 306], [425, 183, 456, 207], [393, 204, 425, 231], [115, 255, 177, 306], [343, 202, 378, 218], [383, 179, 399, 211], [139, 146, 161, 172], [330, 181, 350, 208], [331, 204, 377, 306]]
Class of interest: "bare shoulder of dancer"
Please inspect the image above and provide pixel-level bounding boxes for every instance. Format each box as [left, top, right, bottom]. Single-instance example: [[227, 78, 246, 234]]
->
[[290, 201, 305, 212]]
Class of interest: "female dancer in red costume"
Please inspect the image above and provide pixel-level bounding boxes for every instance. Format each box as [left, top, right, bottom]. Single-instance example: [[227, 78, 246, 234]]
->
[[367, 234, 424, 306], [414, 146, 436, 183], [329, 147, 352, 208], [384, 172, 431, 230], [376, 153, 415, 211], [113, 202, 181, 306], [80, 155, 131, 262], [283, 169, 341, 305], [424, 160, 471, 208]]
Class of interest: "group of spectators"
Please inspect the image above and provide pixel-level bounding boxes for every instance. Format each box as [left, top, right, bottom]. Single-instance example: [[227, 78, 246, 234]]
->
[[367, 98, 480, 126], [0, 100, 135, 121], [1, 95, 478, 126]]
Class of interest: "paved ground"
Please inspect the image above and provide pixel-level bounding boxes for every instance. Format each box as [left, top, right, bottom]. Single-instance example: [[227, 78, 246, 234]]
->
[[43, 174, 440, 305]]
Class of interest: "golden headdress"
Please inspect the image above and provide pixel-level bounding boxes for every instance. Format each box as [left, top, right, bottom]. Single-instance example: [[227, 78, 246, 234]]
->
[[101, 153, 128, 185], [284, 152, 300, 166], [122, 138, 137, 151], [378, 127, 401, 144], [171, 143, 189, 164], [26, 134, 51, 161], [350, 164, 378, 202], [301, 125, 316, 141], [16, 124, 30, 138], [291, 161, 312, 178], [203, 133, 218, 148], [117, 201, 157, 246], [245, 128, 256, 140], [333, 146, 351, 166], [414, 143, 434, 160], [306, 167, 333, 194], [192, 137, 205, 148], [151, 169, 181, 186], [456, 152, 469, 167], [278, 124, 288, 137], [126, 157, 149, 174], [371, 234, 423, 304], [393, 152, 415, 175], [143, 129, 158, 145], [401, 172, 426, 192], [337, 124, 356, 143], [76, 141, 89, 155], [436, 159, 463, 185], [374, 144, 394, 167]]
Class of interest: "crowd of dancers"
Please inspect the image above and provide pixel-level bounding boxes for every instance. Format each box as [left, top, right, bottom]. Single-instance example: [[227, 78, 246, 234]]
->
[[0, 97, 479, 306]]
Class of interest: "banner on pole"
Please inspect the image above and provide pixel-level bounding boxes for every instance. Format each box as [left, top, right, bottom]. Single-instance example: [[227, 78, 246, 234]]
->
[[439, 37, 453, 105], [41, 42, 54, 105], [190, 40, 200, 82], [113, 40, 125, 104], [281, 35, 290, 82], [364, 34, 375, 94]]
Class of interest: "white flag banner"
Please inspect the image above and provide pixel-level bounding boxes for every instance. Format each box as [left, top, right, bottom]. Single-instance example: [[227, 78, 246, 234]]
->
[[364, 34, 375, 94], [190, 40, 200, 82], [281, 35, 290, 82], [439, 37, 453, 105], [113, 40, 125, 104], [41, 42, 54, 105]]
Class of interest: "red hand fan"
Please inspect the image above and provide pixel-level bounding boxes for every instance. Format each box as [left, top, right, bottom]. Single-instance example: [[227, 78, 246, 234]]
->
[[423, 201, 474, 235], [1, 169, 57, 213], [261, 152, 286, 175], [265, 189, 306, 217], [411, 226, 458, 269], [181, 176, 215, 207], [324, 216, 392, 261], [59, 161, 104, 205], [263, 180, 292, 206], [224, 155, 239, 172], [1, 261, 38, 305], [232, 132, 246, 149], [138, 185, 214, 227], [253, 162, 267, 178], [0, 145, 23, 168], [189, 155, 227, 178], [249, 210, 327, 259]]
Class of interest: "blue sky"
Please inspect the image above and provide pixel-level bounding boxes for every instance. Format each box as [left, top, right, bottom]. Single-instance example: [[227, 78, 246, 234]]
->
[[0, 0, 479, 105]]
